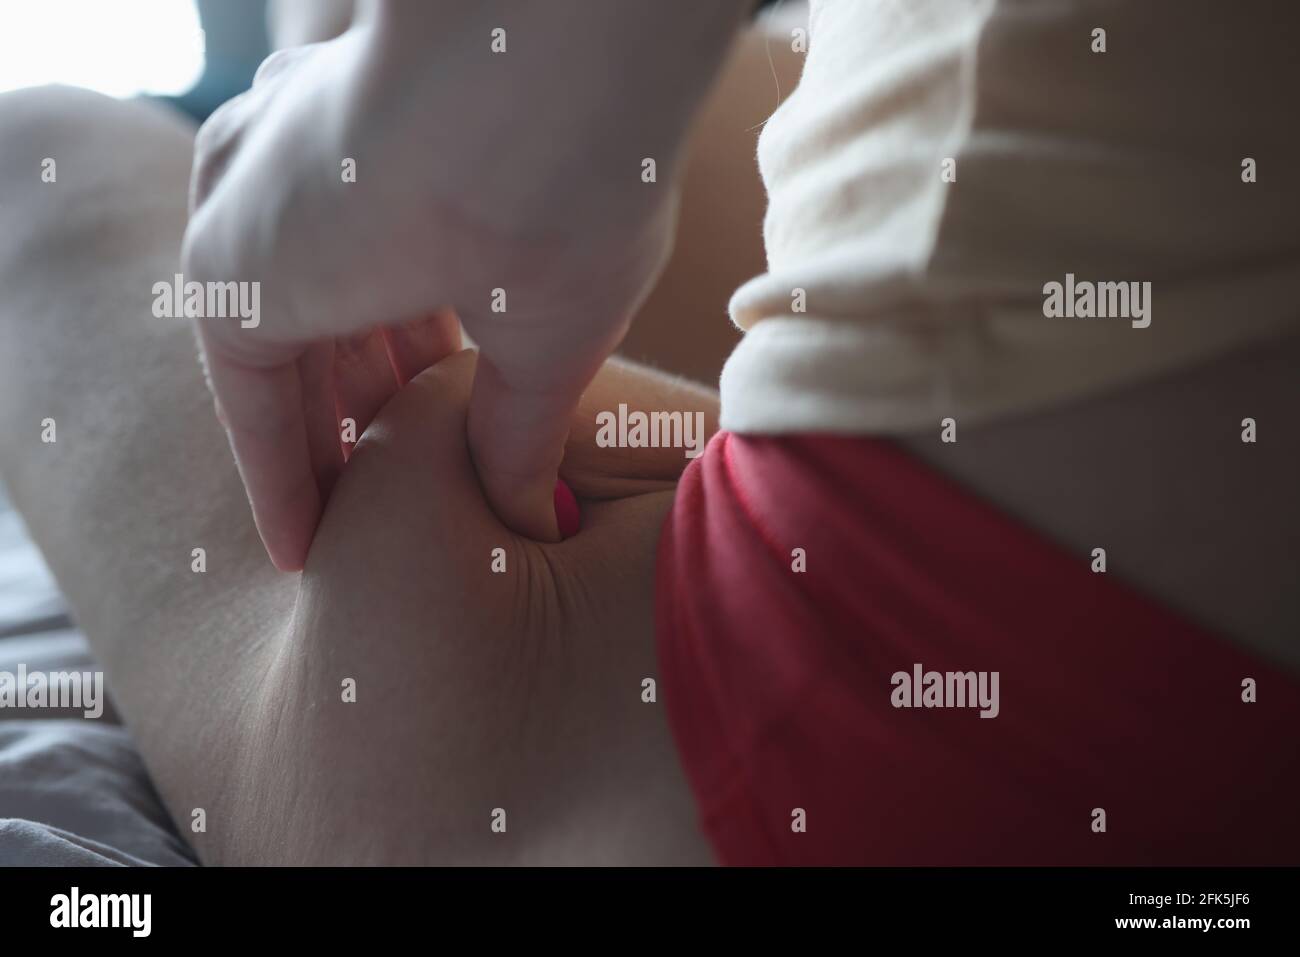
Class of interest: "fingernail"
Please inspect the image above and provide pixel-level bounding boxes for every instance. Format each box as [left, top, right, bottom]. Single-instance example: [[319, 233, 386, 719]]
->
[[554, 479, 580, 539]]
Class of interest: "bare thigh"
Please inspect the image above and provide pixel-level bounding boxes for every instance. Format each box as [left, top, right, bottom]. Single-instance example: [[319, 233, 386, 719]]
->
[[0, 86, 710, 865]]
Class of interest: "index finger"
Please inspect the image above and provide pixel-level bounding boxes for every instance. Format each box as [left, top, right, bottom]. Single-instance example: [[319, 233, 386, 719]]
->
[[201, 333, 325, 571]]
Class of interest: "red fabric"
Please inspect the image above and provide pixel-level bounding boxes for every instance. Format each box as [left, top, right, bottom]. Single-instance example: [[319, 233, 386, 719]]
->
[[655, 431, 1300, 865]]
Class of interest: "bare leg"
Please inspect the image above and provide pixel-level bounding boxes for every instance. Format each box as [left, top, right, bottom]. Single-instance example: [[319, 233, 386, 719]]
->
[[0, 86, 716, 864]]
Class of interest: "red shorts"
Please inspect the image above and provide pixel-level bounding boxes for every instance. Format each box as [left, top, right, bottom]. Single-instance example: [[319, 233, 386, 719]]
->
[[655, 431, 1300, 865]]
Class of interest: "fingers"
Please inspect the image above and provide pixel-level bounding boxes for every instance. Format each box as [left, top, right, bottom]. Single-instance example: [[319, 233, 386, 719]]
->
[[562, 357, 720, 499], [310, 349, 521, 584], [200, 318, 452, 573], [297, 340, 345, 496], [382, 311, 462, 386], [201, 338, 323, 572], [334, 329, 400, 460], [466, 355, 581, 543]]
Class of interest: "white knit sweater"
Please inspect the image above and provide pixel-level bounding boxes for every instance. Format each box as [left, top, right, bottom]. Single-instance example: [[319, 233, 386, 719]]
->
[[722, 0, 1300, 434]]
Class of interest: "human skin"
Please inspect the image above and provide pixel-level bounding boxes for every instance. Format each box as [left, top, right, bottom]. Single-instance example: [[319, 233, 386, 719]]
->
[[1, 7, 1294, 869], [258, 0, 802, 390], [0, 9, 800, 865], [183, 0, 752, 570], [0, 83, 728, 865]]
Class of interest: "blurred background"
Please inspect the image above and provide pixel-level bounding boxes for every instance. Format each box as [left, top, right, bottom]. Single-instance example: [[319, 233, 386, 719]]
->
[[0, 0, 269, 121]]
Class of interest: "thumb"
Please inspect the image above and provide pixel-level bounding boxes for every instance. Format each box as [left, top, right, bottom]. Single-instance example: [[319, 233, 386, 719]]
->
[[466, 354, 579, 542]]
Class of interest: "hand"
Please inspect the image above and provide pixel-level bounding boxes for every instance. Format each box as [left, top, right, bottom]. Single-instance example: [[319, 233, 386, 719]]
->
[[231, 350, 719, 863], [182, 1, 741, 570]]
